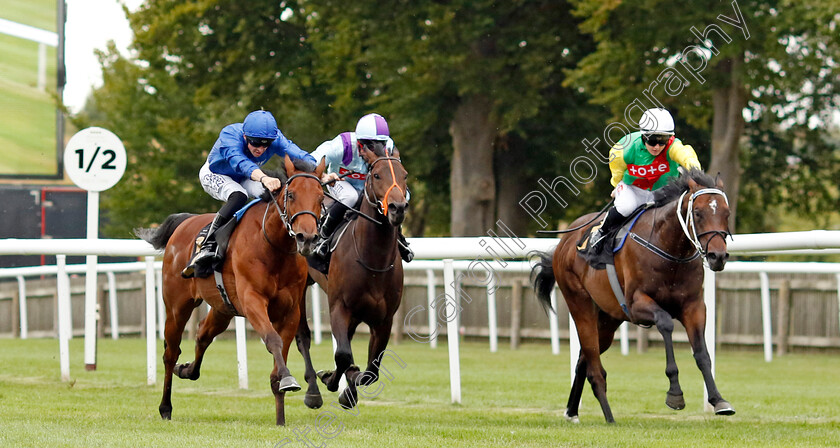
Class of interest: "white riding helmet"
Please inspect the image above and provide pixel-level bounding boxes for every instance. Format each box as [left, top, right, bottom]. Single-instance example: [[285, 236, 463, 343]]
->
[[355, 113, 390, 141], [639, 108, 675, 135]]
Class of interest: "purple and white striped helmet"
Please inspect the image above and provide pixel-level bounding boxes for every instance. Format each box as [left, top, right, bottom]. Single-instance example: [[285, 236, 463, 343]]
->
[[355, 113, 390, 141]]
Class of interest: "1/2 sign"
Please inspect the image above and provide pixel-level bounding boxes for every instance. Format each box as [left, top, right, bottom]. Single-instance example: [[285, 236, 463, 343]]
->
[[64, 127, 127, 191]]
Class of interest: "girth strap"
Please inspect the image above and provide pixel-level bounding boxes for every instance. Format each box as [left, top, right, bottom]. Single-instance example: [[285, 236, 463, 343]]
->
[[605, 263, 631, 318], [213, 270, 239, 315]]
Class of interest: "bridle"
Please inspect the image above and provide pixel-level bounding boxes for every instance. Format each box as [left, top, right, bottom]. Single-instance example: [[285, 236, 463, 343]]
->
[[676, 188, 733, 257], [262, 172, 322, 247], [363, 157, 405, 217]]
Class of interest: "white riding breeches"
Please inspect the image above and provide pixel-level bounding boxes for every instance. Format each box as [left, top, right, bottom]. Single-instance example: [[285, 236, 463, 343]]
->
[[199, 162, 265, 202], [328, 180, 362, 208], [613, 181, 654, 216]]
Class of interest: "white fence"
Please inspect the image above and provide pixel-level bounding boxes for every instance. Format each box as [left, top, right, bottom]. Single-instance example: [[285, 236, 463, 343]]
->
[[2, 231, 840, 406], [0, 18, 57, 91]]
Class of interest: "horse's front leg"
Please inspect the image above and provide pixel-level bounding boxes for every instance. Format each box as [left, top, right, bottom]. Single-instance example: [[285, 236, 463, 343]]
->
[[295, 290, 323, 409], [680, 300, 736, 415], [317, 305, 354, 393], [631, 292, 685, 411], [241, 296, 300, 426]]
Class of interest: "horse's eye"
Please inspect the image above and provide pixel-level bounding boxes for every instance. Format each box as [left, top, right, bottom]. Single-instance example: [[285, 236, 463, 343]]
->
[[373, 173, 381, 179], [287, 192, 295, 201]]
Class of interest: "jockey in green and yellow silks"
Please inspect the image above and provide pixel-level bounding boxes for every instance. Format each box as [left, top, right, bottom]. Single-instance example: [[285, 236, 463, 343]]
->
[[589, 108, 701, 251]]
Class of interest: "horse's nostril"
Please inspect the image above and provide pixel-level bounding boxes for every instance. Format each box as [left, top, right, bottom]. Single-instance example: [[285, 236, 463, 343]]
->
[[724, 252, 730, 260]]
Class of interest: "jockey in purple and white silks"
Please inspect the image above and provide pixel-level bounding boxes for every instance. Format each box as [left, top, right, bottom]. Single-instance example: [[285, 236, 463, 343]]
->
[[181, 110, 316, 278], [310, 113, 413, 262], [589, 108, 702, 252]]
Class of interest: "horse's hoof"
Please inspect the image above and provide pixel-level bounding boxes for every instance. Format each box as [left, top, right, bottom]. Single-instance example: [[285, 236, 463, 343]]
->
[[159, 406, 172, 420], [279, 376, 301, 393], [563, 409, 580, 424], [305, 393, 324, 409], [338, 387, 358, 409], [666, 392, 686, 410], [174, 363, 198, 381], [714, 401, 736, 415], [316, 370, 331, 382]]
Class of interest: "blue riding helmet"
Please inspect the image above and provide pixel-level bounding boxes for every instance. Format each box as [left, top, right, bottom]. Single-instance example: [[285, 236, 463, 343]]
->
[[243, 110, 280, 139]]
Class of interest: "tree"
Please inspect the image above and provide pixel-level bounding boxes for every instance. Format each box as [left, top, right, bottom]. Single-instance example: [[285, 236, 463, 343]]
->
[[79, 0, 330, 237], [304, 0, 603, 236], [564, 0, 840, 229]]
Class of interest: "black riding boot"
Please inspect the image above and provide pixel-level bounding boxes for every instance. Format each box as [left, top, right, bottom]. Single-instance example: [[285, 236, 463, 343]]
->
[[590, 207, 625, 252], [314, 204, 348, 258], [397, 227, 413, 262], [181, 213, 228, 278], [181, 192, 247, 278]]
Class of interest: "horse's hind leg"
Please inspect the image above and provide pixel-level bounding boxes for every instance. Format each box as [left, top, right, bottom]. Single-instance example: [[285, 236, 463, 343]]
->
[[565, 353, 587, 423], [295, 293, 323, 409], [159, 298, 196, 420], [175, 307, 232, 381], [680, 301, 735, 415]]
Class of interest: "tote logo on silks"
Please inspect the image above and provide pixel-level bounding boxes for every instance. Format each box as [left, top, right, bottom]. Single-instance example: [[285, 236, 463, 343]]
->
[[339, 167, 366, 180], [627, 162, 669, 178]]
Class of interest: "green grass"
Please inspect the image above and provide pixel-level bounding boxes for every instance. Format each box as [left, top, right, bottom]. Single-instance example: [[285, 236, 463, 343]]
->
[[0, 0, 59, 176], [0, 337, 838, 447]]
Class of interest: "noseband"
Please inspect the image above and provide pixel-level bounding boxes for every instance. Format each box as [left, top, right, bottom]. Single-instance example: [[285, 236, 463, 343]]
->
[[676, 188, 733, 257], [264, 172, 322, 241], [363, 157, 405, 217]]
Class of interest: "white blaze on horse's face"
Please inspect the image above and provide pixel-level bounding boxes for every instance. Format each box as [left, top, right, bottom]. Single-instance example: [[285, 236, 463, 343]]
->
[[710, 199, 718, 215]]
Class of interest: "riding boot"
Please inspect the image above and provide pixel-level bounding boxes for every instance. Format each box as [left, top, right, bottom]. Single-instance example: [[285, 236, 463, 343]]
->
[[181, 213, 229, 278], [181, 192, 246, 278], [590, 207, 625, 252], [314, 204, 348, 258], [396, 227, 413, 262]]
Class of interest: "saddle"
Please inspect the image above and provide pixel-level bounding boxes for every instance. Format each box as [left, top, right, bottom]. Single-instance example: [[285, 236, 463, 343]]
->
[[187, 199, 261, 278], [576, 208, 647, 270], [306, 217, 352, 275]]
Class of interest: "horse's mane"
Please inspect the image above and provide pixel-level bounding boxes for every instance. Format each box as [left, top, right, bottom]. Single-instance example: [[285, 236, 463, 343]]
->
[[258, 158, 318, 202], [653, 168, 718, 207]]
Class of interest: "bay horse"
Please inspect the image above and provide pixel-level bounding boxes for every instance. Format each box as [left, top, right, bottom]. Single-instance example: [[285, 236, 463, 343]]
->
[[296, 143, 408, 409], [136, 155, 325, 425], [531, 169, 735, 423]]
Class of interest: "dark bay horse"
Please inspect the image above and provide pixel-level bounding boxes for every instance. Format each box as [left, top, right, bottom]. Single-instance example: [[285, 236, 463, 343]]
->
[[136, 155, 325, 425], [296, 144, 408, 409], [531, 169, 735, 423]]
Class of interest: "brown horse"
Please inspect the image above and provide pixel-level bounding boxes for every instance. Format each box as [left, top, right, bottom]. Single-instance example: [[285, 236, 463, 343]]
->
[[295, 144, 408, 409], [136, 155, 325, 425], [531, 169, 735, 423]]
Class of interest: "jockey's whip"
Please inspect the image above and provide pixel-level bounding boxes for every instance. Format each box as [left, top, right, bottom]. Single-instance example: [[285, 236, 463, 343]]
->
[[536, 200, 614, 235]]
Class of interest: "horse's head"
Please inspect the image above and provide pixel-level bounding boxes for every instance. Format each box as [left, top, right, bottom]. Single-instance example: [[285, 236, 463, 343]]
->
[[360, 143, 408, 227], [683, 174, 731, 271], [279, 155, 326, 255]]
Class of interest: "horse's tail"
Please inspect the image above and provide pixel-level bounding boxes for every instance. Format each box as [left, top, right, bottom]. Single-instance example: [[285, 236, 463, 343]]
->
[[529, 248, 557, 313], [134, 213, 194, 250]]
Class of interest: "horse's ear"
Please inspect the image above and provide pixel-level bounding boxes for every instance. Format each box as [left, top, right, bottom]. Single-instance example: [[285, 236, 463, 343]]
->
[[315, 156, 326, 178], [687, 177, 700, 192], [284, 154, 295, 177], [715, 172, 725, 190], [390, 145, 400, 159]]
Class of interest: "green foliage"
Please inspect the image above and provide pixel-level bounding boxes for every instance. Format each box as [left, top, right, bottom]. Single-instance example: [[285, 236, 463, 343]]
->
[[564, 0, 840, 231]]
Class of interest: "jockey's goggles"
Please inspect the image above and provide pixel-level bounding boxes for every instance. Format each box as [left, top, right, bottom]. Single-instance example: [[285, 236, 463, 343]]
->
[[642, 134, 671, 147], [246, 136, 275, 148]]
